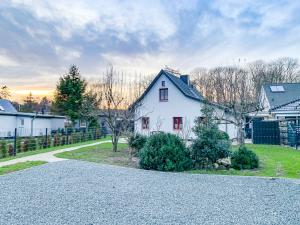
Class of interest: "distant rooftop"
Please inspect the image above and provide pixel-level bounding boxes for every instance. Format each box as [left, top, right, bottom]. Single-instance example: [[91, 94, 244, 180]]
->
[[263, 83, 300, 110]]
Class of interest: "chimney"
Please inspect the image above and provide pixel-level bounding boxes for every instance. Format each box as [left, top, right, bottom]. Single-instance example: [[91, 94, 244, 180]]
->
[[180, 75, 190, 85]]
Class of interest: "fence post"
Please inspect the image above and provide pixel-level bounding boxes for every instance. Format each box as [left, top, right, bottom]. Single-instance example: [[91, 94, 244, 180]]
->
[[66, 129, 69, 145], [296, 129, 298, 150], [13, 128, 17, 156], [45, 128, 48, 148]]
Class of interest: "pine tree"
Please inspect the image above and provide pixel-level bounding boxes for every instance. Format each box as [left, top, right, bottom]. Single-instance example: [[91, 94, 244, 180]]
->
[[52, 65, 87, 124], [21, 92, 38, 112]]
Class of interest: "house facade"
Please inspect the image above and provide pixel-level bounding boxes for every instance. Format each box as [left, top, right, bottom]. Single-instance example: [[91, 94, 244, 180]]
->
[[0, 99, 65, 137], [257, 83, 300, 124], [133, 69, 238, 139]]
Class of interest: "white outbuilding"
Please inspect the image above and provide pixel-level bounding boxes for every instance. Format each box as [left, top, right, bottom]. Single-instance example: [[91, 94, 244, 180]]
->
[[0, 99, 65, 137]]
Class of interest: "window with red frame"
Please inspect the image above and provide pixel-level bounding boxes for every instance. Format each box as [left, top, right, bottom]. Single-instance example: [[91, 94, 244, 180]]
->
[[142, 117, 149, 129], [173, 117, 183, 130], [159, 88, 168, 101]]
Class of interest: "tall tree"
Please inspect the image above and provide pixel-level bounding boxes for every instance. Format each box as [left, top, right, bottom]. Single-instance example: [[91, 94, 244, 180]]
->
[[52, 65, 87, 124], [22, 92, 38, 113]]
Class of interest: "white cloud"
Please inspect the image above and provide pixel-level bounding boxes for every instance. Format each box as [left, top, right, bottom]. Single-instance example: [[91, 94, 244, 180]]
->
[[54, 46, 82, 61], [10, 0, 177, 44], [0, 52, 19, 67]]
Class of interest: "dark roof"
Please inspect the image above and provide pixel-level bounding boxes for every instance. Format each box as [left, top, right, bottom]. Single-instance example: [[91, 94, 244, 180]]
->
[[134, 69, 204, 105], [0, 99, 17, 113], [263, 83, 300, 110]]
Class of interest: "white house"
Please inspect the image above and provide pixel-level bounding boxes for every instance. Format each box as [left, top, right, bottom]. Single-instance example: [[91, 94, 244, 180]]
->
[[133, 69, 238, 139], [256, 83, 300, 124], [0, 99, 65, 137]]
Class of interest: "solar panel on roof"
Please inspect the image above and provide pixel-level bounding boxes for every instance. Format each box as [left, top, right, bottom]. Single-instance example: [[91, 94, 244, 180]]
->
[[270, 86, 285, 92]]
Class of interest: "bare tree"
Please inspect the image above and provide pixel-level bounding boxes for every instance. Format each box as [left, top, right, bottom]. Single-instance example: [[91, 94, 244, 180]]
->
[[96, 65, 147, 152], [0, 85, 10, 99]]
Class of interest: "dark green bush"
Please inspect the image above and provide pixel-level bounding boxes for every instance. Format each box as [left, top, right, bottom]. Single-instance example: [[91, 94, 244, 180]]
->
[[128, 134, 147, 156], [38, 137, 44, 149], [191, 138, 231, 169], [191, 103, 231, 169], [16, 137, 22, 153], [231, 145, 259, 170], [139, 133, 192, 172], [28, 137, 37, 151], [1, 141, 7, 158]]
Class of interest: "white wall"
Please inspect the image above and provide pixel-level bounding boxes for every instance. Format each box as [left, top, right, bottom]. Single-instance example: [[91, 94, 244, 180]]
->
[[0, 115, 65, 137], [0, 115, 17, 137], [134, 74, 238, 139]]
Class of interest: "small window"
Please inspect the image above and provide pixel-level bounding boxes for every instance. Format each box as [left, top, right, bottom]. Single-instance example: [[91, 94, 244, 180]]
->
[[142, 117, 149, 129], [173, 117, 183, 130], [0, 105, 4, 111], [20, 118, 24, 126], [162, 81, 165, 87], [159, 88, 168, 101]]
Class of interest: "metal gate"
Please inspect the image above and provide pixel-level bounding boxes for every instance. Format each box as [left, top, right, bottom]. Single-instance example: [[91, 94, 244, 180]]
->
[[252, 120, 280, 145]]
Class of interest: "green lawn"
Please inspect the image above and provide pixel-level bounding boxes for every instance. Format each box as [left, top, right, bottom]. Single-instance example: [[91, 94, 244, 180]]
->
[[0, 161, 47, 175], [190, 144, 300, 179], [0, 136, 111, 163], [55, 142, 136, 167], [56, 142, 300, 179]]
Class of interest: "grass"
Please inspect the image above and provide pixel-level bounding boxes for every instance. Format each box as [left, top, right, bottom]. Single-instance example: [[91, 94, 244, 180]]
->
[[190, 144, 300, 179], [55, 142, 136, 167], [56, 141, 300, 179], [0, 136, 111, 163], [0, 161, 47, 175]]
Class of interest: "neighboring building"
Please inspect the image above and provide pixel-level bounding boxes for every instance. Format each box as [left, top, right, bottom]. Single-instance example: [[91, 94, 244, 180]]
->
[[257, 83, 300, 124], [133, 69, 238, 139], [0, 99, 65, 137]]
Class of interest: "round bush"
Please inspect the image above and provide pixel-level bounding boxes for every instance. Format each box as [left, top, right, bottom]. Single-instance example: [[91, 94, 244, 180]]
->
[[128, 134, 147, 154], [190, 134, 231, 169], [139, 133, 192, 172], [231, 145, 259, 170]]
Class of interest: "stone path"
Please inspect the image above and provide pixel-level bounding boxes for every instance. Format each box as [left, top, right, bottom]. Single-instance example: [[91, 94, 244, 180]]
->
[[0, 140, 112, 167]]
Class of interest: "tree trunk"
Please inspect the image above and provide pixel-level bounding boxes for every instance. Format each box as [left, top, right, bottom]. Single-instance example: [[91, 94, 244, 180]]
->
[[112, 132, 118, 152], [237, 123, 245, 146]]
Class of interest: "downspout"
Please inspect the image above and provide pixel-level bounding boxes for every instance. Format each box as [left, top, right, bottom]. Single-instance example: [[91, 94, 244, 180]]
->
[[31, 112, 37, 137]]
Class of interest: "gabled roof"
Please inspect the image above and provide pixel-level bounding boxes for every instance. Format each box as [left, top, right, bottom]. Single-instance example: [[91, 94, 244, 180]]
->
[[0, 99, 17, 113], [262, 83, 300, 110], [134, 69, 204, 105]]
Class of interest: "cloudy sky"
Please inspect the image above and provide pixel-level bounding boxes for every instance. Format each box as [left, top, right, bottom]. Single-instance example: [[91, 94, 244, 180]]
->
[[1, 0, 300, 100]]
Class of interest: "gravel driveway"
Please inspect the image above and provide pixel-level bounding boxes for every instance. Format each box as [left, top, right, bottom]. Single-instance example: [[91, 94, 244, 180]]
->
[[0, 160, 299, 225]]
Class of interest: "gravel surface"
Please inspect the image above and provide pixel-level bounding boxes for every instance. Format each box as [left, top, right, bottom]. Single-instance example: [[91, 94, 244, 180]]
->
[[0, 160, 299, 225]]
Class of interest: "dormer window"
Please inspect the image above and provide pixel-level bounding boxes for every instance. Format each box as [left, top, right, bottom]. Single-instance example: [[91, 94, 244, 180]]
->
[[162, 81, 165, 87], [159, 88, 168, 101]]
